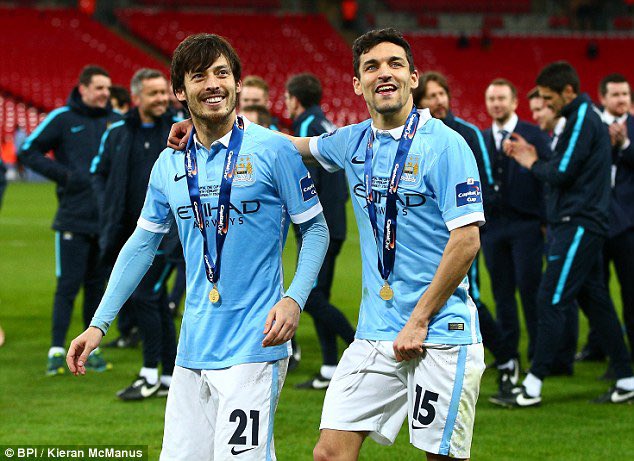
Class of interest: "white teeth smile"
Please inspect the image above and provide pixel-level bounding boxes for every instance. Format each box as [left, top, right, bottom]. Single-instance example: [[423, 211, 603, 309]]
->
[[376, 85, 397, 93], [204, 96, 223, 103]]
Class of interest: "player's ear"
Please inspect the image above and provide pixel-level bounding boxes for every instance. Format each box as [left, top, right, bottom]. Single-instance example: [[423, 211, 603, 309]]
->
[[410, 69, 419, 90], [353, 76, 363, 96], [236, 80, 242, 95]]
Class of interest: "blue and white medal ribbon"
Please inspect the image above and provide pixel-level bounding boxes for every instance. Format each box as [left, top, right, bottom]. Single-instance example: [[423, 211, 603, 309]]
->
[[363, 106, 419, 301], [184, 117, 245, 304]]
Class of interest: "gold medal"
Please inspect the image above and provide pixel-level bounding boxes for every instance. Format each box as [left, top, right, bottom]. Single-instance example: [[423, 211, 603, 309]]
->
[[379, 281, 394, 301], [209, 285, 220, 304]]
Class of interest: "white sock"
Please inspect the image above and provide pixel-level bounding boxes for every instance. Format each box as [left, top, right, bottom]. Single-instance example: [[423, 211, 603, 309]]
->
[[48, 347, 65, 357], [523, 373, 542, 397], [616, 377, 634, 391], [497, 359, 515, 371], [320, 365, 337, 380], [160, 375, 172, 387], [139, 367, 159, 385]]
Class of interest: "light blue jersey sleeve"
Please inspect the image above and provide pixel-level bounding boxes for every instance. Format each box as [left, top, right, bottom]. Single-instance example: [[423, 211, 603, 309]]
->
[[308, 124, 354, 173], [90, 227, 163, 334], [138, 149, 174, 233], [273, 141, 323, 224], [427, 131, 486, 231], [285, 213, 329, 310]]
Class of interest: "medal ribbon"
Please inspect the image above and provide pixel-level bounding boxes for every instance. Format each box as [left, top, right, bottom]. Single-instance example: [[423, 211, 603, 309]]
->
[[364, 106, 419, 283], [184, 117, 245, 287]]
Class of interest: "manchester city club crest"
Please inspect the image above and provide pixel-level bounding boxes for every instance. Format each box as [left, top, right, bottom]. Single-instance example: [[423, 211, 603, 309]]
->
[[233, 154, 255, 185], [401, 154, 421, 184]]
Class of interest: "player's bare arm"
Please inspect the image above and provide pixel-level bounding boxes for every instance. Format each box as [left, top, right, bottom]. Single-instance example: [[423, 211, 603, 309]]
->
[[262, 297, 301, 347], [167, 118, 316, 163], [66, 326, 104, 375], [393, 223, 480, 362]]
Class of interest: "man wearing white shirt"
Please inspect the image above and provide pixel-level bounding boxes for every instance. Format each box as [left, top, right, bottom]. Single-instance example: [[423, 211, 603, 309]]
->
[[481, 79, 553, 403], [583, 74, 634, 362]]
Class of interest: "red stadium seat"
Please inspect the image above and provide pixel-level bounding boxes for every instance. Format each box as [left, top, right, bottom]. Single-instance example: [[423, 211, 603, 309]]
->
[[116, 9, 367, 126]]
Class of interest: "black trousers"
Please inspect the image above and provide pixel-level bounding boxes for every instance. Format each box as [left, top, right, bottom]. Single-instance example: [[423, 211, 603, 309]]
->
[[469, 253, 514, 364], [530, 225, 632, 381], [586, 228, 634, 360], [51, 231, 106, 348], [300, 238, 355, 366], [481, 217, 543, 360], [127, 254, 177, 374]]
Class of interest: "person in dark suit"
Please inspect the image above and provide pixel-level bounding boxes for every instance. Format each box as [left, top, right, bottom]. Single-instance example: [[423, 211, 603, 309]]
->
[[481, 79, 550, 379], [582, 74, 634, 362], [414, 72, 518, 394]]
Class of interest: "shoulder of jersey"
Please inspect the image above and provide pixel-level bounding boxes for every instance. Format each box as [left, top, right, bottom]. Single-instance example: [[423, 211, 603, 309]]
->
[[246, 123, 295, 154]]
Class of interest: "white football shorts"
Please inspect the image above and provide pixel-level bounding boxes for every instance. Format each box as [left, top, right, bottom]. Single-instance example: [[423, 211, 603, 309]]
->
[[160, 359, 288, 461], [320, 339, 485, 458]]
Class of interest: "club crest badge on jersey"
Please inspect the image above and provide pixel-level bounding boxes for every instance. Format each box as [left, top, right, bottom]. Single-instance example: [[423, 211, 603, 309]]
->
[[456, 178, 482, 206], [300, 172, 317, 202], [401, 154, 421, 184], [233, 154, 255, 186]]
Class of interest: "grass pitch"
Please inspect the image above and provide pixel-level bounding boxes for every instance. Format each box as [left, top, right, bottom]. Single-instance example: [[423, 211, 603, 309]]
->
[[0, 182, 632, 460]]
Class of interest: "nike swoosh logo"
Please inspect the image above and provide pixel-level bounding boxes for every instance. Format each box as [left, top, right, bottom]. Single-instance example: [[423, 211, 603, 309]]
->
[[70, 125, 85, 133], [174, 173, 187, 182], [516, 393, 540, 406], [140, 385, 158, 398], [610, 390, 634, 403], [231, 446, 257, 455], [351, 156, 365, 164]]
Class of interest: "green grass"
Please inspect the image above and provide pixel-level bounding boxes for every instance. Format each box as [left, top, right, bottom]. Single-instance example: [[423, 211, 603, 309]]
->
[[1, 182, 632, 460]]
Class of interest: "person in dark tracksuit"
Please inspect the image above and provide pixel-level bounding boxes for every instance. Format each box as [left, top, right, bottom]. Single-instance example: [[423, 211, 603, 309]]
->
[[494, 61, 634, 407], [19, 65, 121, 376], [91, 69, 180, 400], [284, 73, 355, 389], [582, 74, 634, 364], [414, 72, 513, 381]]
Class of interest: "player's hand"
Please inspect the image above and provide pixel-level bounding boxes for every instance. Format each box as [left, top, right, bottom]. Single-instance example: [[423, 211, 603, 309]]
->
[[66, 327, 103, 376], [393, 321, 427, 362], [503, 132, 538, 169], [167, 119, 193, 150], [262, 297, 301, 347]]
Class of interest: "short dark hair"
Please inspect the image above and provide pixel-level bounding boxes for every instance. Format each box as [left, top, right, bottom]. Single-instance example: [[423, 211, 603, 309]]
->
[[413, 71, 450, 106], [488, 78, 517, 99], [352, 28, 415, 79], [286, 73, 322, 108], [527, 87, 541, 100], [78, 65, 109, 86], [170, 33, 242, 96], [536, 61, 580, 94], [241, 104, 272, 128], [110, 85, 131, 106], [599, 73, 629, 96]]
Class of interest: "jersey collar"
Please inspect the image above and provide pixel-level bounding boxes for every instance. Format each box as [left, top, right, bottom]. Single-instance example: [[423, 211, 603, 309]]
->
[[193, 116, 252, 153], [370, 108, 432, 140]]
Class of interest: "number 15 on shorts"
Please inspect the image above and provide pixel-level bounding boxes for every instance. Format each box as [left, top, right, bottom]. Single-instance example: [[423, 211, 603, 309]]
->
[[412, 385, 439, 429]]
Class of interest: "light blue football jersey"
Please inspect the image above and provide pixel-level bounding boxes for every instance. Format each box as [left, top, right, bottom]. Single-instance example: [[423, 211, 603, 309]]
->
[[139, 118, 323, 369], [309, 109, 484, 345]]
